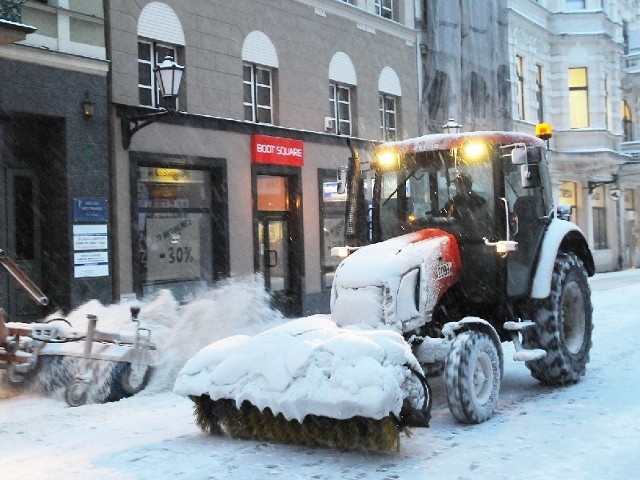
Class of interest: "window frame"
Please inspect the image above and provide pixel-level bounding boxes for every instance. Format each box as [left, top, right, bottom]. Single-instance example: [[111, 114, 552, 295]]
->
[[138, 39, 180, 109], [516, 55, 525, 121], [623, 100, 633, 142], [375, 0, 395, 20], [243, 63, 274, 124], [329, 83, 352, 136], [379, 94, 398, 141], [568, 67, 589, 129], [536, 64, 544, 123]]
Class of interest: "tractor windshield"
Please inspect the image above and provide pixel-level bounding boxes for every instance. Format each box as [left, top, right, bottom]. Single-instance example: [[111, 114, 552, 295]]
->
[[375, 147, 496, 242]]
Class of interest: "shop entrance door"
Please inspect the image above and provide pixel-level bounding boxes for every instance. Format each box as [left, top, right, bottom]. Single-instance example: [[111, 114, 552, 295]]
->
[[255, 173, 302, 316], [258, 214, 289, 297], [0, 168, 43, 323]]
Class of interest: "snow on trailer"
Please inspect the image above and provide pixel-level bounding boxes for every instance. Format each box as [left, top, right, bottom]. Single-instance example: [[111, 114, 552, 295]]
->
[[0, 248, 156, 406]]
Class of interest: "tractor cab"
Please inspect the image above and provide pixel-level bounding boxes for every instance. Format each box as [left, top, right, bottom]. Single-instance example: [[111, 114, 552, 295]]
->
[[370, 130, 554, 302]]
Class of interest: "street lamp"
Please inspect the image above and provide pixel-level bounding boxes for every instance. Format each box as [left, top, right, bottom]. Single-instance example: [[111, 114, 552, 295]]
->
[[442, 118, 462, 134], [121, 56, 184, 149], [155, 55, 184, 99]]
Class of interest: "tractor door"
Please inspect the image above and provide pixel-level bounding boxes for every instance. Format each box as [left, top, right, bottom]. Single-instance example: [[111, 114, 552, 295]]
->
[[503, 154, 552, 298]]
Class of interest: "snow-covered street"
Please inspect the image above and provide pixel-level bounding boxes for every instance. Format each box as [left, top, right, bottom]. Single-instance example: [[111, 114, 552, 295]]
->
[[1, 269, 640, 480]]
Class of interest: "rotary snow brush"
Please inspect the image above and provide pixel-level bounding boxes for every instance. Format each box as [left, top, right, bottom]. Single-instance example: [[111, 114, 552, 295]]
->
[[174, 316, 432, 452]]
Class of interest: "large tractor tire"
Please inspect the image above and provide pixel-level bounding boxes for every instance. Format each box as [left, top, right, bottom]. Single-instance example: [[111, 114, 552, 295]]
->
[[522, 252, 593, 385], [444, 330, 501, 424]]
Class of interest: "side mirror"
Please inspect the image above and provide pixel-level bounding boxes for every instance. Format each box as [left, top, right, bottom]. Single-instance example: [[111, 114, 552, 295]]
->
[[520, 163, 541, 188], [336, 166, 348, 194], [557, 205, 572, 221], [511, 145, 543, 165], [511, 146, 528, 165]]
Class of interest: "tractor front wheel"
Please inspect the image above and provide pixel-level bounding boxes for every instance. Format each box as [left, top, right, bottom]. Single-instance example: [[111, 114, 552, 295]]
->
[[522, 252, 593, 385], [444, 330, 501, 424]]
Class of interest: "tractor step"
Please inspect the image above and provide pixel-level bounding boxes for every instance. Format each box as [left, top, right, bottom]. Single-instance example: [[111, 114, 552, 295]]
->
[[503, 320, 535, 331], [513, 348, 546, 362], [504, 320, 547, 362]]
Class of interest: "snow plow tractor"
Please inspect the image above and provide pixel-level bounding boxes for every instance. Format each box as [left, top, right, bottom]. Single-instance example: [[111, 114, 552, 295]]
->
[[0, 249, 156, 406], [175, 125, 594, 451]]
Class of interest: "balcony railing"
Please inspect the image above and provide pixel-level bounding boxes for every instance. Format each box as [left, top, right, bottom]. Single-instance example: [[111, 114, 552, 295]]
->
[[0, 0, 25, 23]]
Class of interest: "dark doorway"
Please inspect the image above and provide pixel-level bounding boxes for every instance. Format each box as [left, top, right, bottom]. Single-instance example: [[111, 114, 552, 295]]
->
[[0, 167, 43, 322]]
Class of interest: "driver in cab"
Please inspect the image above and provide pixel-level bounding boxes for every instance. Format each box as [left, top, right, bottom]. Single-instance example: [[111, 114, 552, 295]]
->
[[443, 174, 486, 219]]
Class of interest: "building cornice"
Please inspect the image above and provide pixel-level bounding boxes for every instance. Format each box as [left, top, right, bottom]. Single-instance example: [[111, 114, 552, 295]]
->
[[0, 42, 108, 75]]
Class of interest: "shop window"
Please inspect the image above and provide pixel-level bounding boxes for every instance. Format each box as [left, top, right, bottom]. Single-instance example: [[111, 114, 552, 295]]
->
[[379, 94, 397, 141], [569, 67, 589, 128], [244, 63, 274, 124], [138, 40, 181, 109], [591, 186, 608, 249], [137, 166, 214, 297], [558, 181, 578, 223], [329, 83, 353, 136], [319, 169, 347, 290]]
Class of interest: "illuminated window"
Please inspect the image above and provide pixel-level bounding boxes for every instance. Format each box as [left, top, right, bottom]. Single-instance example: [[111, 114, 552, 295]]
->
[[558, 181, 577, 223], [516, 55, 525, 120], [623, 100, 633, 142], [591, 185, 607, 249], [569, 67, 589, 128]]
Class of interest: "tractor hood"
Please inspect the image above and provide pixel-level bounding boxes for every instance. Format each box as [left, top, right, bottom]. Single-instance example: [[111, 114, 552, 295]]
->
[[330, 229, 461, 332]]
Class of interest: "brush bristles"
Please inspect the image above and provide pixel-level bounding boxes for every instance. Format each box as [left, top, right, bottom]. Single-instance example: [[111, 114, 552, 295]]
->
[[191, 395, 400, 452]]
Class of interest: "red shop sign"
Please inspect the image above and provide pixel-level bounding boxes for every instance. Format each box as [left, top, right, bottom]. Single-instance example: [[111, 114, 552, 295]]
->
[[251, 134, 304, 167]]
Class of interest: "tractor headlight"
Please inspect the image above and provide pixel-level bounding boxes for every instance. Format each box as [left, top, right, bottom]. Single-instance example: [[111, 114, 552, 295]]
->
[[461, 142, 487, 161], [375, 149, 400, 170]]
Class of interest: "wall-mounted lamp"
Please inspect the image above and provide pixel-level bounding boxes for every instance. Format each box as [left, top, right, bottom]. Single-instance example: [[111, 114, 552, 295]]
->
[[441, 117, 462, 134], [121, 56, 185, 149], [81, 92, 95, 118]]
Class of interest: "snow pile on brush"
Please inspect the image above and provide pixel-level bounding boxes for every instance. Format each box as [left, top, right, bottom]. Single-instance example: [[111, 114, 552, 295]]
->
[[173, 315, 425, 422]]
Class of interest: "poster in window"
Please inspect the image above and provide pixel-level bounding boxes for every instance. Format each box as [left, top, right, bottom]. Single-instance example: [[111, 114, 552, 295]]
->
[[146, 217, 201, 283]]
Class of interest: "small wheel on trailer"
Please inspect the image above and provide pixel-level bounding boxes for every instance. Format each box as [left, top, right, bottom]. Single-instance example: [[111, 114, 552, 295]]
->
[[65, 381, 88, 407], [444, 330, 501, 424], [521, 252, 593, 385], [121, 362, 151, 395]]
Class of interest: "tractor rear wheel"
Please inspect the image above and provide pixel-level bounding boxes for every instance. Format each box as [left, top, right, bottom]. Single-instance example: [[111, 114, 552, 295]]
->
[[522, 252, 593, 385], [444, 330, 500, 424]]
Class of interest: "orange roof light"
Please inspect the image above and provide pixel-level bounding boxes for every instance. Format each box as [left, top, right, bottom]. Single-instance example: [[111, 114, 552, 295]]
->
[[535, 122, 553, 140]]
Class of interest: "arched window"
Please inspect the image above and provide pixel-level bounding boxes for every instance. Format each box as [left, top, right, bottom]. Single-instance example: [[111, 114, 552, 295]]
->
[[242, 31, 278, 124], [623, 100, 633, 142], [137, 2, 185, 108]]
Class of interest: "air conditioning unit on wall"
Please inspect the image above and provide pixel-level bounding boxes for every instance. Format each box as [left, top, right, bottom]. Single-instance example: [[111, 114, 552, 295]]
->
[[324, 117, 336, 132]]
